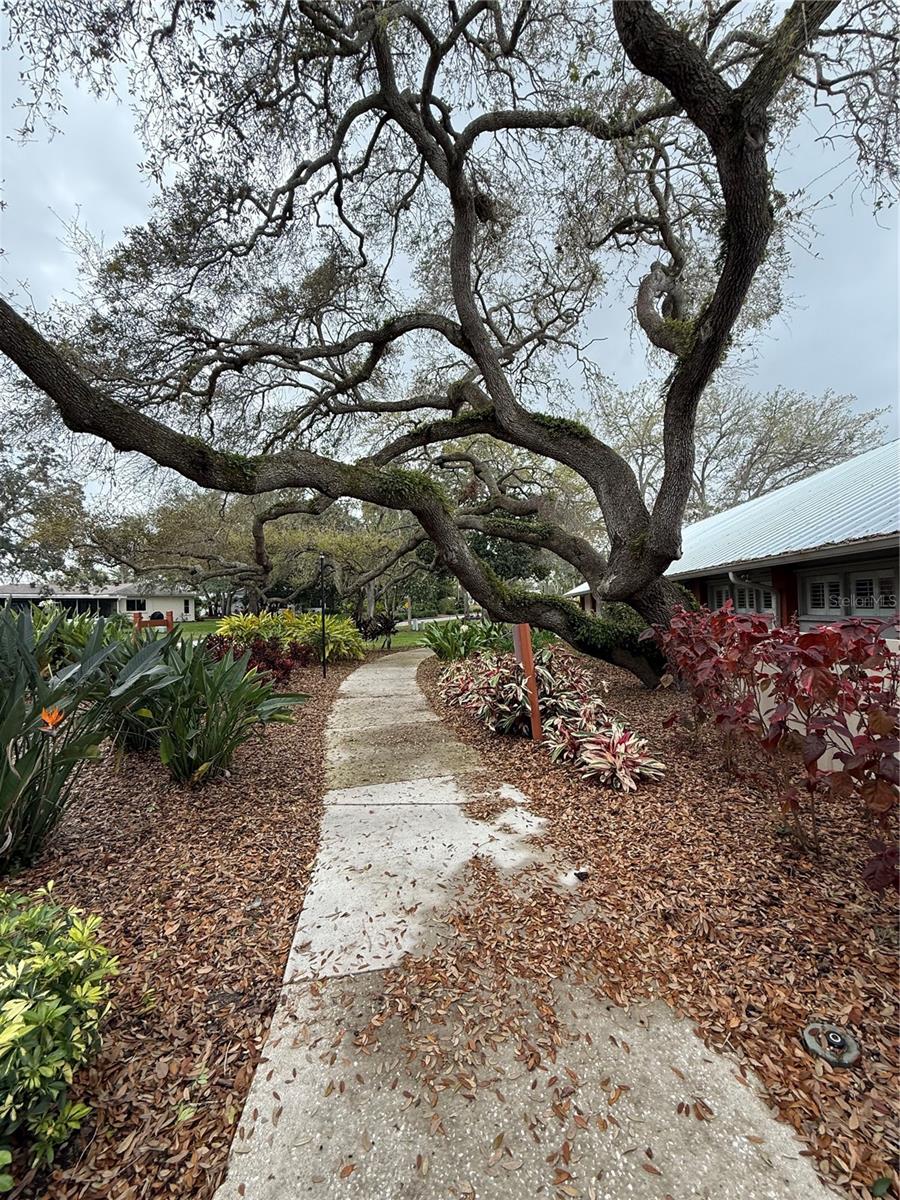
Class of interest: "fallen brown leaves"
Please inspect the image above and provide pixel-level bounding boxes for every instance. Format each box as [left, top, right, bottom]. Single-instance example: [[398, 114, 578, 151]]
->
[[417, 655, 899, 1200], [8, 662, 355, 1200]]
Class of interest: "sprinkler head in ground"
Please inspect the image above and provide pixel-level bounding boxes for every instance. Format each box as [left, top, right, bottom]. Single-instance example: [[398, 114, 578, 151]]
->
[[802, 1020, 860, 1067]]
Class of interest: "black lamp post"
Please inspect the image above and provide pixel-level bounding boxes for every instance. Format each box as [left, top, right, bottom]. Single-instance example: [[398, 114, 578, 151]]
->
[[319, 552, 327, 678]]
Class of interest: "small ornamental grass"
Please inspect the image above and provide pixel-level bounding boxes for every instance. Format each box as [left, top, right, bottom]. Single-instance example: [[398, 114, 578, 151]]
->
[[0, 886, 116, 1186], [439, 647, 664, 793]]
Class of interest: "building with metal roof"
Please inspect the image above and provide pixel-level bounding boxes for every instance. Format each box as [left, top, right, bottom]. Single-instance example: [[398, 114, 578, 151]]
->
[[0, 581, 198, 621], [568, 440, 899, 629]]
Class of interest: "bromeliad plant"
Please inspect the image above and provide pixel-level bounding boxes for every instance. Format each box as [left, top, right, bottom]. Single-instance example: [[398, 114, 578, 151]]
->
[[439, 646, 664, 794], [0, 885, 116, 1185], [154, 639, 305, 785], [577, 723, 666, 792], [0, 608, 173, 871], [440, 646, 587, 735]]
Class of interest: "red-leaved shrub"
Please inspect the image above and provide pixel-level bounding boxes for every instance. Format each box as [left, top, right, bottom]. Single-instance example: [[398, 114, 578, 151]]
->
[[205, 634, 313, 685], [646, 606, 899, 887]]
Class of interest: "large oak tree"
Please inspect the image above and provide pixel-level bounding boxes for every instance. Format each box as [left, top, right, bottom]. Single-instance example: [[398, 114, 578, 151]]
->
[[1, 0, 897, 673]]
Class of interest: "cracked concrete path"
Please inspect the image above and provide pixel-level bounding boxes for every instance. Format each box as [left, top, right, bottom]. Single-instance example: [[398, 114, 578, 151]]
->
[[215, 649, 831, 1200]]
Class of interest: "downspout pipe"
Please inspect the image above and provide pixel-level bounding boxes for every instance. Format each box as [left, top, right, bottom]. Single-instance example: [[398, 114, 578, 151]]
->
[[728, 570, 764, 593]]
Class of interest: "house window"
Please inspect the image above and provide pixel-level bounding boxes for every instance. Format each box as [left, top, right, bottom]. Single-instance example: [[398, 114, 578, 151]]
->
[[851, 571, 897, 615], [806, 577, 841, 615], [735, 586, 749, 611], [125, 597, 146, 612], [854, 577, 875, 610], [761, 589, 774, 612], [710, 584, 730, 610], [183, 598, 191, 615]]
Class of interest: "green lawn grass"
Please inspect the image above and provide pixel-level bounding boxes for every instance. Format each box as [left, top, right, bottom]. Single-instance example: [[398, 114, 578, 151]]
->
[[177, 619, 220, 638], [381, 628, 425, 649]]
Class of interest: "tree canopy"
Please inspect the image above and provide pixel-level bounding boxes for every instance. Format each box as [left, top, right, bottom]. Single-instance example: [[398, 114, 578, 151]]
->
[[2, 0, 897, 666]]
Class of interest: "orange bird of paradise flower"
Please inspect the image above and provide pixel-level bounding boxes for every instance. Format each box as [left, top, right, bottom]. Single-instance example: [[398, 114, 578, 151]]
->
[[39, 706, 65, 732]]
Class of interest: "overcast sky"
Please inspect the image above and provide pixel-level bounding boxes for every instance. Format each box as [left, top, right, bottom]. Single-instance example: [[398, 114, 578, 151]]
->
[[2, 55, 898, 435]]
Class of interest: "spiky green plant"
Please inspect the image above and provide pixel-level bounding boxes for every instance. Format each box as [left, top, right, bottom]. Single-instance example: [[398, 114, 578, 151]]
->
[[155, 639, 305, 784]]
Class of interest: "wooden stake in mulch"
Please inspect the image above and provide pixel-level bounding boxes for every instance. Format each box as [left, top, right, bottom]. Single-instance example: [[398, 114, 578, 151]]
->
[[512, 622, 542, 741]]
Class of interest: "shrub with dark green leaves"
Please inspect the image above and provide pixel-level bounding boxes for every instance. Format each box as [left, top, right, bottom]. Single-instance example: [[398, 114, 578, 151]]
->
[[356, 612, 400, 648], [0, 886, 116, 1184]]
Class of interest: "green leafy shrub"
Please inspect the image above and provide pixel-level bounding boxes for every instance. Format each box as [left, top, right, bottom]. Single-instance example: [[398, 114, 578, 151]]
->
[[0, 886, 116, 1181], [155, 640, 304, 784], [215, 612, 283, 644], [29, 603, 133, 672], [421, 619, 511, 661], [0, 609, 173, 870], [215, 611, 365, 662], [284, 612, 365, 662]]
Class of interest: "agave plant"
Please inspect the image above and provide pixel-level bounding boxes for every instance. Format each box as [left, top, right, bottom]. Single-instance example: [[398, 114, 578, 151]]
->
[[577, 723, 666, 792]]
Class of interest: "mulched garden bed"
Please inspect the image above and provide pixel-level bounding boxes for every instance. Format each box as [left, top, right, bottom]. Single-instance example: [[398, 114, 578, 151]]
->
[[417, 654, 899, 1200], [7, 660, 357, 1200]]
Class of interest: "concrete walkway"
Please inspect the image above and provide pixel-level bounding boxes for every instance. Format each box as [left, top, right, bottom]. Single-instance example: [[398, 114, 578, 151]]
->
[[215, 650, 831, 1200]]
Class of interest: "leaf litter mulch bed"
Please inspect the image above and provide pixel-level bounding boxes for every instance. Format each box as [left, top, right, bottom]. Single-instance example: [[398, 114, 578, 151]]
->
[[7, 660, 357, 1200], [415, 655, 899, 1200]]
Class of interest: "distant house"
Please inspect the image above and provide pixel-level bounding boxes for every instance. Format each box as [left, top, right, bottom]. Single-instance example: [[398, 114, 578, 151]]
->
[[0, 581, 198, 622], [568, 440, 899, 630]]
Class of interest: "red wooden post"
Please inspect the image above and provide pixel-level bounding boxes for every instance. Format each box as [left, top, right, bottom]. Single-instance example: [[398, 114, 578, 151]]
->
[[132, 612, 142, 630], [512, 622, 542, 741], [165, 611, 174, 631]]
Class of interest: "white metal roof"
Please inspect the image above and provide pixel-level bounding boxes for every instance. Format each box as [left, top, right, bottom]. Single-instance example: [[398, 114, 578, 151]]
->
[[669, 440, 899, 578], [0, 582, 198, 599], [566, 439, 899, 593]]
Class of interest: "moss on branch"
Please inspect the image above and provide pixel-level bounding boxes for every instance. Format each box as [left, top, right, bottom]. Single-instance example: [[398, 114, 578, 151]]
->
[[530, 412, 593, 440]]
